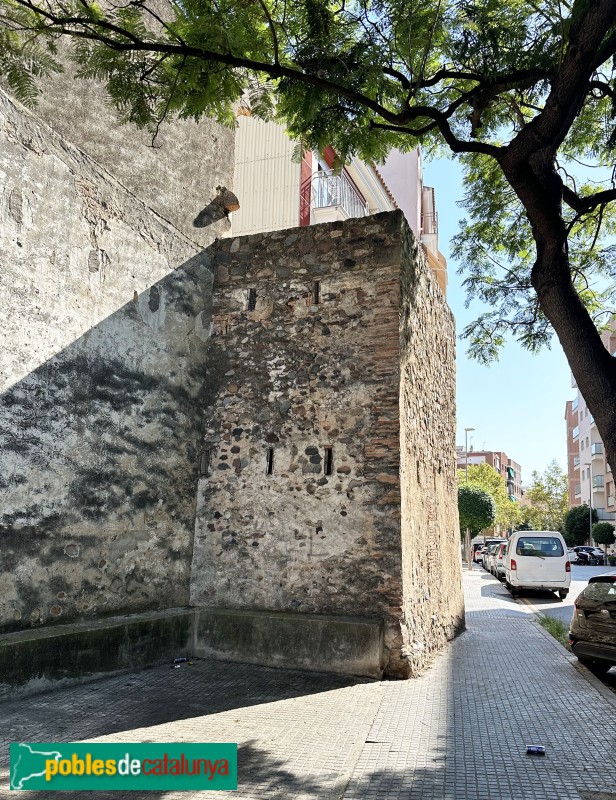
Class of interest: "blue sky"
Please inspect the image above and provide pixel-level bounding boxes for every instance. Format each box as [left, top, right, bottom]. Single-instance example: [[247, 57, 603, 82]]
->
[[424, 157, 572, 483]]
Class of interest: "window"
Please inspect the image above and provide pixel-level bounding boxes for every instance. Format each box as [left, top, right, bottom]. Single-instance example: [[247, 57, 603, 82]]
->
[[247, 288, 257, 311], [581, 581, 616, 603], [581, 440, 584, 451], [324, 447, 333, 475], [266, 447, 274, 475], [199, 449, 212, 477], [516, 536, 564, 557]]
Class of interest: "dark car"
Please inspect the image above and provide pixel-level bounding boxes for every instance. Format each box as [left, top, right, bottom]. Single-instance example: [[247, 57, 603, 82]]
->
[[573, 546, 605, 566], [569, 574, 616, 674]]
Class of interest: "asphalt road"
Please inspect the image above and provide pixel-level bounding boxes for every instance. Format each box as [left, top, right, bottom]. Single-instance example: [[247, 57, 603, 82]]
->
[[514, 563, 616, 625]]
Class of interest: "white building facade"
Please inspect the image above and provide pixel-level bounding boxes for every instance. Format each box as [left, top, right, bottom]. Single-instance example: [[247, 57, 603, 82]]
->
[[231, 116, 448, 295]]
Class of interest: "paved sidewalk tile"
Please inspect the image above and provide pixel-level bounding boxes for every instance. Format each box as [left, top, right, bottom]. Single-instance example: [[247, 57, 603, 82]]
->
[[1, 569, 615, 799], [343, 571, 616, 800]]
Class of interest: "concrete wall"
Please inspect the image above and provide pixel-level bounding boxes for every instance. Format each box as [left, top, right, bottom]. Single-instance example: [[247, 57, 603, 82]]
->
[[18, 59, 234, 246], [0, 88, 213, 631], [191, 211, 463, 677]]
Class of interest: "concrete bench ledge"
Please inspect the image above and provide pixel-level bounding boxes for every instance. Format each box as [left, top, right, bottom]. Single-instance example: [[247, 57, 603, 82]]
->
[[194, 608, 385, 679], [0, 608, 193, 700], [0, 606, 385, 700]]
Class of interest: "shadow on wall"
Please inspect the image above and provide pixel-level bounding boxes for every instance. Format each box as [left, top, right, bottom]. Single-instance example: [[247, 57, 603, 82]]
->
[[0, 250, 220, 633], [193, 186, 239, 229]]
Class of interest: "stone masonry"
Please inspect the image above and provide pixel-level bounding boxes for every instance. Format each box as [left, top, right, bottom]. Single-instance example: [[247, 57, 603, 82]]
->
[[191, 211, 464, 678], [0, 81, 463, 680]]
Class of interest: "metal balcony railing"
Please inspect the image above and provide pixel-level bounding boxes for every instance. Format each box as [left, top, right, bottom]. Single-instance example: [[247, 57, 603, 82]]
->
[[421, 211, 438, 236], [310, 172, 369, 219]]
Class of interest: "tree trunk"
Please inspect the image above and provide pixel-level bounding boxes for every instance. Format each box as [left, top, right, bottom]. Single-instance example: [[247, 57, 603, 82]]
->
[[533, 251, 616, 483], [500, 146, 616, 493]]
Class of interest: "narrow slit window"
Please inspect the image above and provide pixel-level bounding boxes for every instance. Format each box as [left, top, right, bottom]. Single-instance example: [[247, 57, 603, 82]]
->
[[247, 288, 257, 311], [199, 449, 212, 477], [324, 447, 333, 476], [313, 281, 321, 305], [266, 447, 274, 475]]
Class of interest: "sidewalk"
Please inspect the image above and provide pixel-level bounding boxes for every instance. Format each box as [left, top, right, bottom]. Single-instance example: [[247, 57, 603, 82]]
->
[[1, 569, 615, 799]]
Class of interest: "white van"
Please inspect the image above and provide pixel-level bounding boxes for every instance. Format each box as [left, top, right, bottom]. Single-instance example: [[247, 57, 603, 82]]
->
[[503, 531, 571, 599]]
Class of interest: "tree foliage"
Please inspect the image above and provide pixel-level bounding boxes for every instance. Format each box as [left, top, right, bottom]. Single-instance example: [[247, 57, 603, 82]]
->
[[3, 2, 616, 473], [521, 459, 569, 532], [563, 503, 597, 547], [457, 462, 520, 531], [592, 521, 616, 549], [458, 485, 497, 538]]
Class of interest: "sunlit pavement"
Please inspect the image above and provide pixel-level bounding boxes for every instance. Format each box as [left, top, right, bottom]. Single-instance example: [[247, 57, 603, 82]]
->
[[481, 563, 616, 694], [1, 569, 616, 799]]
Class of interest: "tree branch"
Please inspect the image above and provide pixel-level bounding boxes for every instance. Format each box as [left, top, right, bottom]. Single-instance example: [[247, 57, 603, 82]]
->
[[562, 185, 616, 215], [256, 0, 280, 66]]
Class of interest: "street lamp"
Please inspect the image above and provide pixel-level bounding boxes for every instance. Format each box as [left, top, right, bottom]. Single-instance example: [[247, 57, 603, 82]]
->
[[584, 461, 593, 545], [464, 427, 475, 569], [464, 428, 475, 483]]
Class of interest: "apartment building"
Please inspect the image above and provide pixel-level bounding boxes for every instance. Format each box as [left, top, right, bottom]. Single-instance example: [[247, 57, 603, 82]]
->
[[566, 327, 616, 519], [231, 116, 448, 295], [456, 447, 523, 502]]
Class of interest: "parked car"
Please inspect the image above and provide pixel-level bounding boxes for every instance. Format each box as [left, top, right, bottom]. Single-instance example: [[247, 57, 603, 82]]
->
[[494, 542, 508, 581], [472, 541, 486, 563], [477, 538, 507, 567], [503, 530, 571, 599], [569, 574, 616, 674], [568, 549, 580, 564], [573, 546, 605, 566], [485, 543, 501, 574]]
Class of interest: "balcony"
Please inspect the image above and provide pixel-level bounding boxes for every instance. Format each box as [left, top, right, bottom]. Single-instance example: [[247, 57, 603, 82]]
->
[[596, 508, 616, 521], [309, 172, 369, 223], [593, 475, 605, 489], [572, 397, 579, 411], [608, 495, 615, 507], [574, 483, 581, 496], [573, 456, 580, 469], [591, 442, 603, 457], [572, 425, 579, 440]]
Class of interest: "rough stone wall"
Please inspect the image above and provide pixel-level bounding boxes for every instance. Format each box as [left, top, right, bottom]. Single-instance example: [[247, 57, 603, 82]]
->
[[0, 88, 212, 631], [399, 226, 464, 672], [17, 59, 234, 246], [190, 211, 462, 677]]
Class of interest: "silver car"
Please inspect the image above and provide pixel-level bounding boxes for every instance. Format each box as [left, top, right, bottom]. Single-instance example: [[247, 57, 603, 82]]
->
[[485, 543, 501, 574], [494, 542, 508, 580]]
